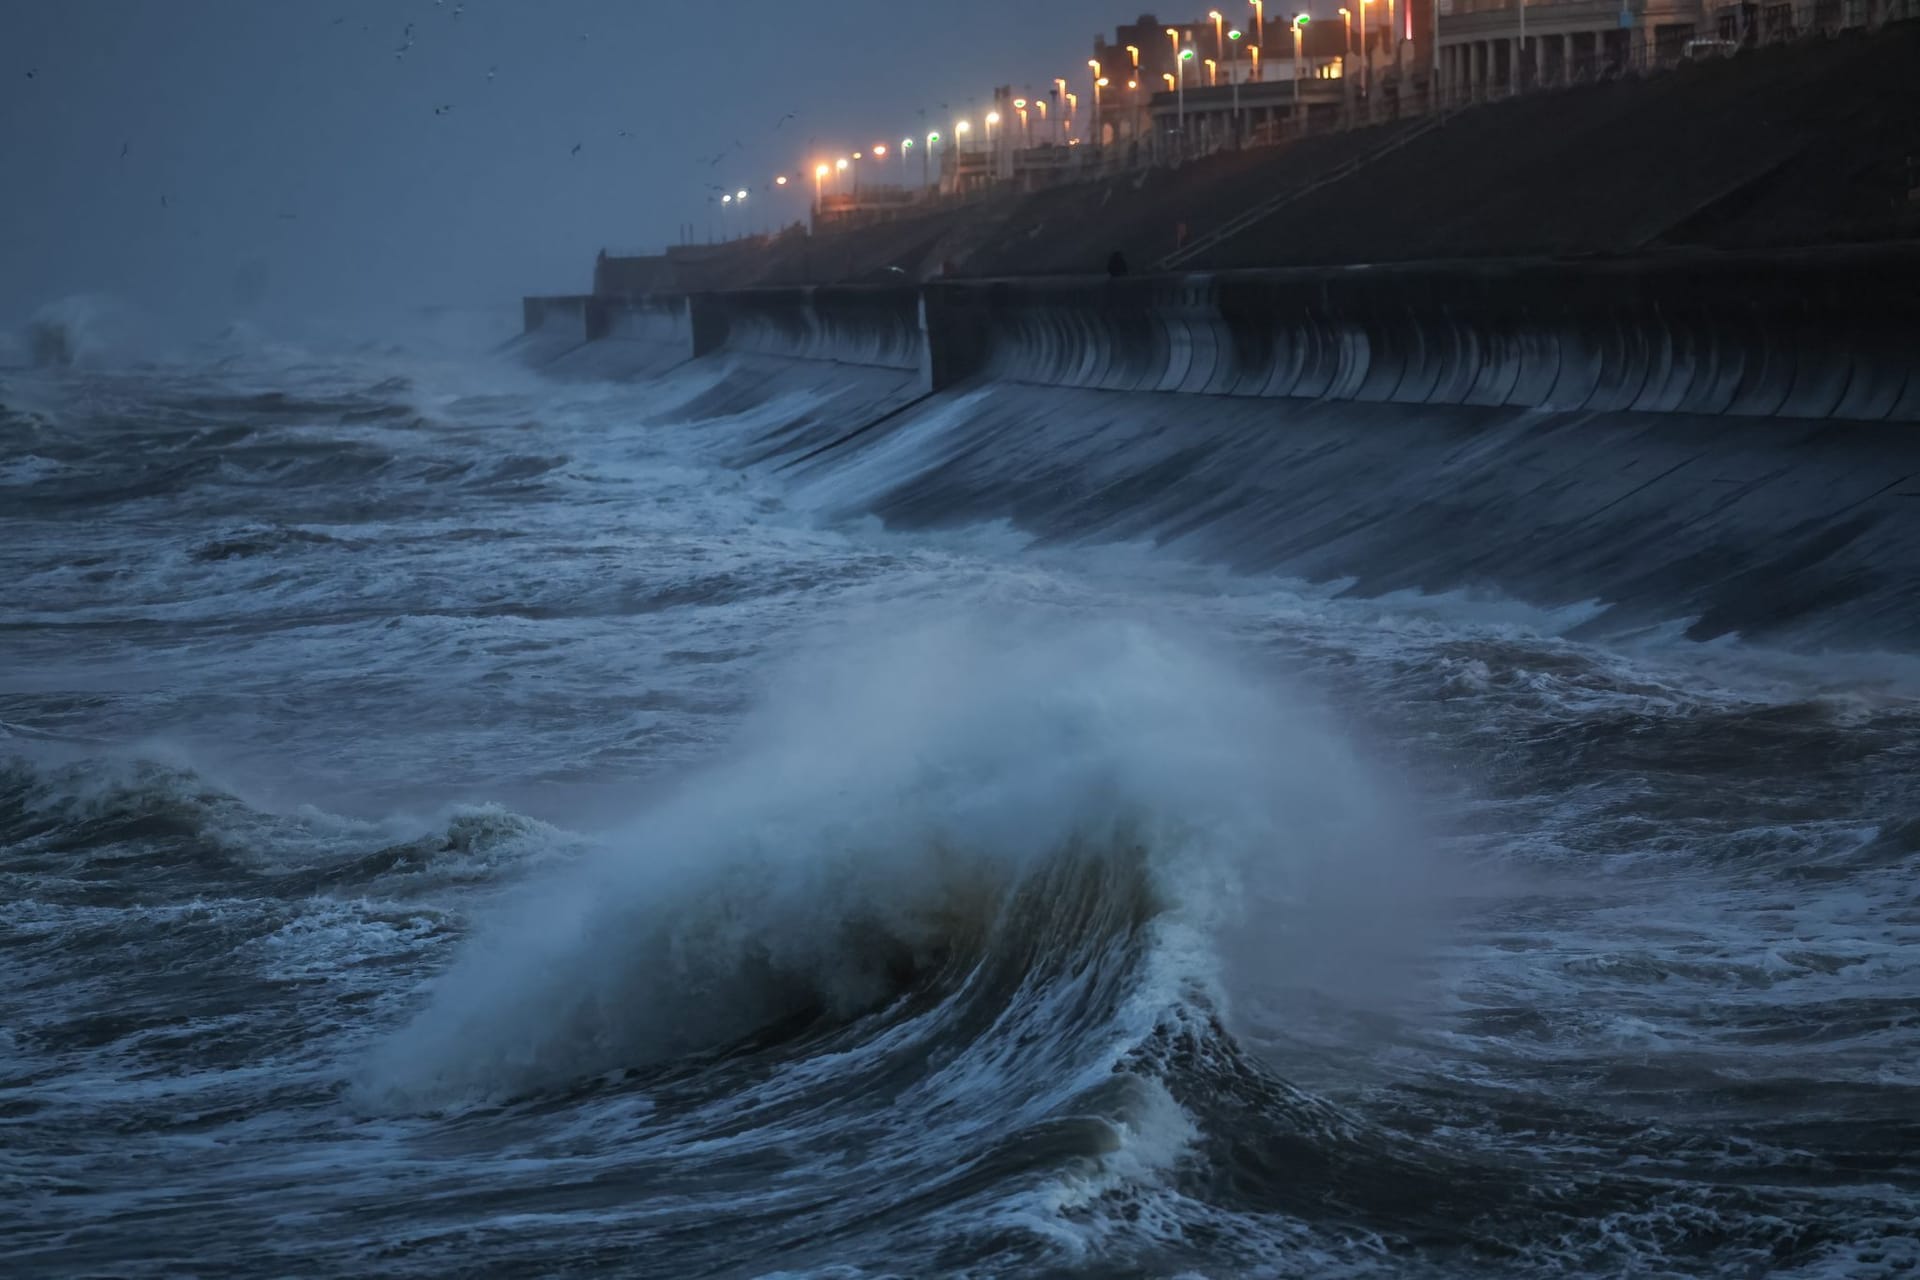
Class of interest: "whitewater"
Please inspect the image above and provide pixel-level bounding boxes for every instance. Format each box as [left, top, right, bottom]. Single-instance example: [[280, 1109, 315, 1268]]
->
[[2, 321, 1917, 1279]]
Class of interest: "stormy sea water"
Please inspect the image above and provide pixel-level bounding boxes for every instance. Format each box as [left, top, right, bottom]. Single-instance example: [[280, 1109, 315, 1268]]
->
[[2, 322, 1917, 1279]]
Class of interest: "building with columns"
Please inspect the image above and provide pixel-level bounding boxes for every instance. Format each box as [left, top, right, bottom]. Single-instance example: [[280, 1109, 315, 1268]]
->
[[1435, 0, 1713, 102]]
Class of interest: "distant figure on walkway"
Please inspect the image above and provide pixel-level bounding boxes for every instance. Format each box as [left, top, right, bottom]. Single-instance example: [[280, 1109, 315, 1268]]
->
[[1106, 250, 1129, 278]]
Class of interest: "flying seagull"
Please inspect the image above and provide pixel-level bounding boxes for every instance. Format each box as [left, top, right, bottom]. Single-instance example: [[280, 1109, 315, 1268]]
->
[[571, 143, 583, 156], [120, 141, 129, 161], [435, 104, 453, 115], [774, 112, 796, 130]]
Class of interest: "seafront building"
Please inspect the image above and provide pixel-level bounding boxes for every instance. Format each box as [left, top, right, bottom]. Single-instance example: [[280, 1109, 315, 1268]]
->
[[792, 0, 1917, 226]]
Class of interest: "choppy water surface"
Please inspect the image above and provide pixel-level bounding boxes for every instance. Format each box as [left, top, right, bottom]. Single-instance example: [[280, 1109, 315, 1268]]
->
[[2, 344, 1916, 1278]]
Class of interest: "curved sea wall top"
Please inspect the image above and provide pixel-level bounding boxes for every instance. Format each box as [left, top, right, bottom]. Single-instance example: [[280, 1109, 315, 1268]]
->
[[920, 253, 1920, 421], [523, 249, 1920, 423]]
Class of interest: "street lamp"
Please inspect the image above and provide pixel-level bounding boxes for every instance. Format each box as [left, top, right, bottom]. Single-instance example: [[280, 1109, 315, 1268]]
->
[[1292, 14, 1308, 115], [1205, 57, 1217, 86], [1249, 44, 1261, 82], [1340, 5, 1352, 60], [1358, 0, 1371, 100], [1228, 28, 1243, 138], [1126, 43, 1140, 69], [1089, 59, 1103, 147], [814, 161, 829, 209], [1252, 0, 1266, 64], [1166, 26, 1182, 66], [1210, 10, 1225, 63], [1177, 46, 1194, 142]]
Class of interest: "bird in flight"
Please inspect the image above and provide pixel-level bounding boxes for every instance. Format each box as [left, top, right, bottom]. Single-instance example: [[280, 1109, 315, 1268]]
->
[[120, 141, 130, 160], [571, 143, 583, 156], [774, 112, 796, 130], [435, 104, 453, 115], [26, 69, 37, 80]]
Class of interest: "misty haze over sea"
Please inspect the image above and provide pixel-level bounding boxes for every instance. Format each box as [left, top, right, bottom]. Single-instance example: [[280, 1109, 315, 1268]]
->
[[4, 3, 1919, 1277]]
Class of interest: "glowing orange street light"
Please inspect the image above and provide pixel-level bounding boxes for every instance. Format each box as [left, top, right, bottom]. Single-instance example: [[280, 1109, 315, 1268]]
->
[[775, 174, 788, 186], [1249, 43, 1260, 80], [872, 142, 887, 158], [1089, 60, 1104, 146], [1166, 26, 1181, 64], [1205, 56, 1217, 86], [1162, 71, 1175, 91], [1210, 9, 1225, 62], [1252, 0, 1266, 55], [1125, 43, 1140, 69], [1339, 5, 1352, 60]]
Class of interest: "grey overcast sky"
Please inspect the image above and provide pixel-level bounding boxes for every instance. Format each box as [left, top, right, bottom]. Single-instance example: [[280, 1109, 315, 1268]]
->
[[1, 0, 1147, 338]]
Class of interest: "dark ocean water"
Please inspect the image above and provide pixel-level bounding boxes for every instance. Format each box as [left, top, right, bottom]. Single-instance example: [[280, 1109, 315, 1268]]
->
[[2, 333, 1917, 1278]]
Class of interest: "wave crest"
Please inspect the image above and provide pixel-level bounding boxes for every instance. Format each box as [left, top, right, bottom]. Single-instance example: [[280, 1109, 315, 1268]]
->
[[359, 613, 1423, 1111]]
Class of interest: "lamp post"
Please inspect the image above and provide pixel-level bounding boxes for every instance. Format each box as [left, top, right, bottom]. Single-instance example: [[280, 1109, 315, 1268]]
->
[[1387, 0, 1398, 68], [1228, 28, 1243, 142], [1166, 25, 1182, 66], [1292, 13, 1308, 120], [900, 137, 913, 187], [1210, 9, 1225, 62], [923, 130, 938, 189], [1252, 0, 1266, 67], [814, 162, 828, 212], [1338, 6, 1353, 125], [1358, 0, 1371, 102], [1517, 0, 1527, 93], [1088, 59, 1103, 145], [1178, 47, 1194, 143], [1249, 44, 1261, 83], [1053, 77, 1068, 143]]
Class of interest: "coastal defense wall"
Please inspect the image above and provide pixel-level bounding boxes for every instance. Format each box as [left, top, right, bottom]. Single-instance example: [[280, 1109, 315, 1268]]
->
[[524, 294, 693, 381], [519, 252, 1920, 646], [919, 254, 1920, 422], [688, 285, 926, 376], [525, 251, 1920, 423]]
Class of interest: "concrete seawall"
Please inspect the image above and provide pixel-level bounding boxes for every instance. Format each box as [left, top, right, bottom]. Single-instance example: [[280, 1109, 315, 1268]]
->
[[517, 252, 1920, 646], [527, 250, 1920, 422]]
